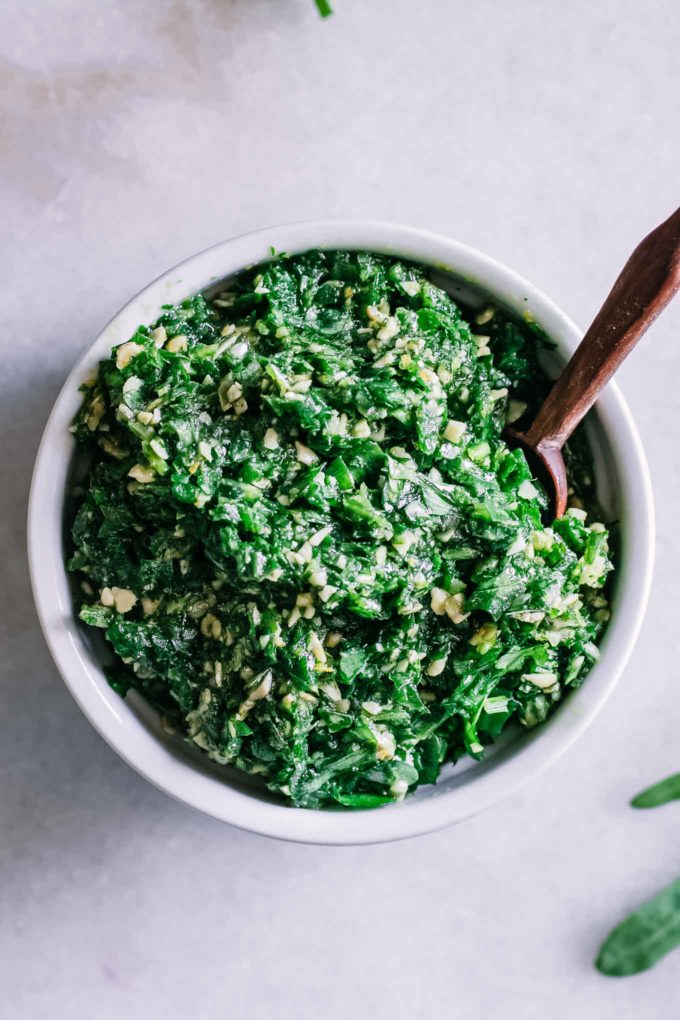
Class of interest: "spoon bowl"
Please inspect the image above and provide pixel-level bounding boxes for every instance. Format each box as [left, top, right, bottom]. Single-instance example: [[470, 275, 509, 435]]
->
[[504, 428, 569, 517]]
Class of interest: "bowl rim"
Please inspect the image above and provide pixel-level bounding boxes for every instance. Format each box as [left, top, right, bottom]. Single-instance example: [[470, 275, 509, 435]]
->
[[28, 219, 655, 845]]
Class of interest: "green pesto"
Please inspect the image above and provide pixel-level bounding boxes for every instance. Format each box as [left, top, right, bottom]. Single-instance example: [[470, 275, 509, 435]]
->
[[69, 250, 613, 808]]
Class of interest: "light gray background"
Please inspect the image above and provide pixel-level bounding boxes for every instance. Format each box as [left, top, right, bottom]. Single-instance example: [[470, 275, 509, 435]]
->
[[2, 1, 679, 1016]]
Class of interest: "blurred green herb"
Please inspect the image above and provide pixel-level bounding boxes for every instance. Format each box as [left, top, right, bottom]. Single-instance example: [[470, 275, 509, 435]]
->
[[597, 877, 680, 976], [597, 773, 680, 976], [632, 773, 680, 809], [314, 0, 333, 15]]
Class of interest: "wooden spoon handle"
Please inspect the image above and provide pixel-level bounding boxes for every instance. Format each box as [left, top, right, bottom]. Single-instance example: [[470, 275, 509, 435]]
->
[[525, 205, 680, 452]]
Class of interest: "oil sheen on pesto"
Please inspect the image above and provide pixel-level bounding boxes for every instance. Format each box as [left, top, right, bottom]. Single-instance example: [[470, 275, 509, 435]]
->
[[70, 250, 613, 808]]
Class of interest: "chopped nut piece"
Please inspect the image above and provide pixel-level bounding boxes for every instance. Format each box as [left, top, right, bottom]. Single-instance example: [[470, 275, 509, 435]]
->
[[111, 587, 137, 614], [352, 419, 371, 439], [128, 463, 155, 484], [115, 341, 144, 370], [475, 307, 495, 325], [141, 597, 160, 617], [295, 441, 318, 465], [506, 399, 527, 424], [236, 671, 273, 719], [443, 420, 466, 443], [426, 657, 448, 677], [165, 334, 188, 353]]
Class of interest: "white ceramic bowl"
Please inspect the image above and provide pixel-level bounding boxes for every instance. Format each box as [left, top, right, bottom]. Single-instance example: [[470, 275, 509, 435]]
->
[[28, 221, 654, 844]]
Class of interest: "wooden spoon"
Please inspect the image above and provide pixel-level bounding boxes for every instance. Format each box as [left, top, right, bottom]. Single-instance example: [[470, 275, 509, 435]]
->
[[508, 205, 680, 517]]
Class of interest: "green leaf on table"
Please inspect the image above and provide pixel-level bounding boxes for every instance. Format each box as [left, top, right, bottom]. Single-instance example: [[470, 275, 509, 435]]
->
[[631, 773, 680, 809], [596, 876, 680, 976]]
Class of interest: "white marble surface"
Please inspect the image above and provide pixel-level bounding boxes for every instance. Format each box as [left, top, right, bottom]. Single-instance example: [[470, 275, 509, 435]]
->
[[2, 0, 680, 1016]]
